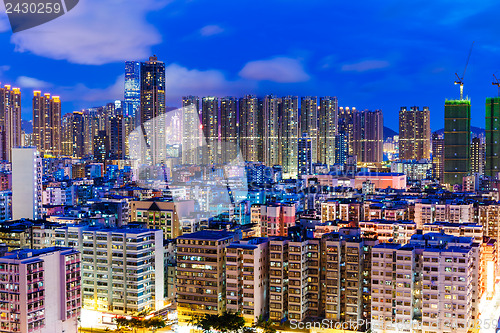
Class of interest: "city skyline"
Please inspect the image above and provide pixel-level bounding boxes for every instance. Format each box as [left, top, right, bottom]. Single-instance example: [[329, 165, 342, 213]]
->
[[1, 1, 500, 130], [2, 2, 500, 333]]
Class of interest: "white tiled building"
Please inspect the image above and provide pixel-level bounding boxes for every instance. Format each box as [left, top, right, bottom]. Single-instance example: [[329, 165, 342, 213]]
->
[[371, 233, 476, 333], [226, 237, 269, 324]]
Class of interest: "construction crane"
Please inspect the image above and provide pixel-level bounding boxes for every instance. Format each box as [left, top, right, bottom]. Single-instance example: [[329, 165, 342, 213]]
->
[[454, 41, 475, 100], [493, 74, 500, 97]]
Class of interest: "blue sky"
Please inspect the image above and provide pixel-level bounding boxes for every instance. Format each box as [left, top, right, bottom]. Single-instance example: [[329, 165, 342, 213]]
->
[[0, 0, 499, 131]]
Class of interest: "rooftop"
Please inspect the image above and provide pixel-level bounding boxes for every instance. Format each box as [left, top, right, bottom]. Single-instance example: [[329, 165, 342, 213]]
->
[[177, 230, 235, 241]]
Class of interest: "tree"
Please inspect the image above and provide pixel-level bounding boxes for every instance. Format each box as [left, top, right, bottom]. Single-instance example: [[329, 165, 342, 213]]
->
[[254, 316, 276, 333], [116, 317, 130, 328], [191, 311, 245, 333], [145, 317, 166, 333]]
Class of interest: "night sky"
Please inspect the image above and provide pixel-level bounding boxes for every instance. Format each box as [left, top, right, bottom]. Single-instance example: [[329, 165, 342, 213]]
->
[[0, 0, 499, 131]]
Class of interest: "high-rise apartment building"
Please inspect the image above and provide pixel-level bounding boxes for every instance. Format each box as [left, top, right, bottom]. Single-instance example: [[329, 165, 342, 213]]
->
[[0, 85, 21, 162], [263, 95, 281, 167], [371, 234, 476, 333], [471, 137, 485, 175], [334, 133, 347, 165], [352, 109, 384, 163], [300, 96, 318, 162], [93, 130, 109, 162], [176, 230, 235, 324], [12, 148, 42, 220], [280, 96, 299, 177], [107, 113, 125, 160], [83, 109, 100, 157], [140, 55, 166, 165], [485, 97, 500, 177], [201, 97, 219, 165], [298, 134, 312, 175], [226, 238, 269, 324], [0, 247, 81, 333], [432, 132, 444, 182], [33, 91, 61, 157], [268, 237, 289, 321], [239, 95, 263, 162], [182, 96, 202, 165], [80, 227, 164, 314], [399, 106, 431, 160], [220, 97, 238, 164], [287, 237, 321, 321], [61, 112, 84, 158], [444, 100, 471, 185], [124, 61, 141, 124], [318, 97, 338, 165], [338, 106, 356, 156], [322, 229, 376, 325]]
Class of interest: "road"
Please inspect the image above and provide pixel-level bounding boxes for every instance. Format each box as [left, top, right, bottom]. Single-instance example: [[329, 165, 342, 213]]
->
[[477, 282, 500, 333]]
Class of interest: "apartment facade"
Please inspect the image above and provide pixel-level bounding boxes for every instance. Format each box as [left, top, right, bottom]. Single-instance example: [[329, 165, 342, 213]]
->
[[371, 234, 476, 333], [0, 247, 81, 333], [80, 228, 164, 314], [226, 238, 269, 324], [176, 230, 235, 324]]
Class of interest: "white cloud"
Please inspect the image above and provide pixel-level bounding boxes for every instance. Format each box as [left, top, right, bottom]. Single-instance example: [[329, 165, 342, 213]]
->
[[16, 76, 52, 89], [60, 74, 125, 102], [166, 64, 254, 104], [10, 0, 171, 65], [239, 57, 310, 83], [341, 60, 390, 72], [0, 65, 10, 78], [200, 25, 224, 37]]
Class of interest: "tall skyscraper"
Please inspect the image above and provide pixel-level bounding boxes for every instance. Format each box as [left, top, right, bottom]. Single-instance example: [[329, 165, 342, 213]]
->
[[335, 132, 347, 165], [107, 114, 125, 160], [444, 100, 471, 185], [300, 96, 318, 162], [61, 112, 84, 158], [220, 97, 238, 164], [280, 96, 299, 177], [352, 109, 384, 163], [485, 97, 500, 177], [201, 96, 219, 165], [318, 96, 338, 165], [0, 85, 21, 162], [432, 132, 444, 182], [338, 106, 356, 155], [298, 133, 312, 175], [93, 130, 109, 162], [12, 147, 42, 220], [140, 55, 166, 165], [471, 137, 484, 175], [239, 95, 262, 162], [33, 92, 61, 157], [124, 61, 141, 123], [82, 109, 100, 157], [399, 106, 431, 160], [182, 96, 202, 165], [263, 95, 280, 167]]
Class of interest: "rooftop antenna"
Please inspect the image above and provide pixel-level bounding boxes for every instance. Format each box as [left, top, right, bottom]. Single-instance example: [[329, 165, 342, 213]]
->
[[493, 74, 500, 97], [454, 41, 475, 100]]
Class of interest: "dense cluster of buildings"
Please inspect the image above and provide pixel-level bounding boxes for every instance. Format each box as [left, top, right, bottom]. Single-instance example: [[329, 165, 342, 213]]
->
[[1, 54, 500, 333]]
